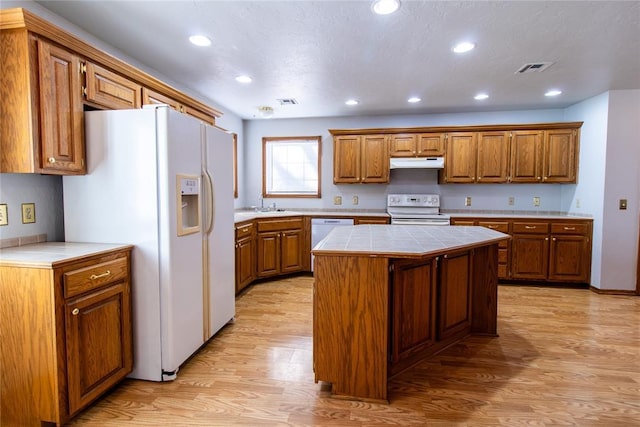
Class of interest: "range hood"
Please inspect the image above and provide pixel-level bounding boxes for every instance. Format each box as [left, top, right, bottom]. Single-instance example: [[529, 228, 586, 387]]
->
[[390, 157, 444, 169]]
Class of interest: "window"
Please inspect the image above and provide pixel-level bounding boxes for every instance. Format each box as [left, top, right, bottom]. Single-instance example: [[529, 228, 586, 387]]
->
[[262, 136, 321, 198]]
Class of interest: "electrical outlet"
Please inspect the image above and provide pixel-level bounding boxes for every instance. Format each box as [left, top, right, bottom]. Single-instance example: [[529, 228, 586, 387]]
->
[[508, 196, 514, 206], [333, 195, 342, 205], [465, 196, 472, 207], [533, 196, 540, 207], [576, 198, 581, 208], [352, 195, 359, 205]]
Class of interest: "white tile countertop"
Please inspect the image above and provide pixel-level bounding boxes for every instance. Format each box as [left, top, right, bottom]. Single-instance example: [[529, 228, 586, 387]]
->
[[234, 209, 389, 222], [0, 242, 133, 268], [311, 225, 509, 258], [444, 210, 593, 220]]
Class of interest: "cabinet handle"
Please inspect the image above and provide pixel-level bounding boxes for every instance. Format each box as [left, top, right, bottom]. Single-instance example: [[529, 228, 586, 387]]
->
[[525, 225, 536, 229], [48, 157, 56, 164], [72, 308, 80, 316], [563, 226, 576, 231], [90, 270, 111, 280], [552, 237, 556, 241], [487, 225, 497, 229], [545, 237, 549, 241], [537, 176, 541, 180]]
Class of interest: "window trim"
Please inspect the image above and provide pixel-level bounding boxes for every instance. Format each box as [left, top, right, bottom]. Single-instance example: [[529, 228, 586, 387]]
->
[[262, 136, 322, 198]]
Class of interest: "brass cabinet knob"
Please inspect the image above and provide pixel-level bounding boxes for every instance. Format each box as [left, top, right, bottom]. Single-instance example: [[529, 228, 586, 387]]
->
[[72, 308, 80, 316], [48, 157, 56, 164]]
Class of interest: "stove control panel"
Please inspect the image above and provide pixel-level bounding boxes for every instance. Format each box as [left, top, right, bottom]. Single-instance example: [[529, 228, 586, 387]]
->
[[387, 194, 441, 208]]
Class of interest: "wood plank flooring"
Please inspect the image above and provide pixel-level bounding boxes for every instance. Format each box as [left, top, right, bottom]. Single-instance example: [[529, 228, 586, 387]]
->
[[69, 276, 639, 426]]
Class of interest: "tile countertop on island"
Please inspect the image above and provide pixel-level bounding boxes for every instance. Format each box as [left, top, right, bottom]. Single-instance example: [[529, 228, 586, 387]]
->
[[0, 242, 134, 268], [311, 224, 510, 258]]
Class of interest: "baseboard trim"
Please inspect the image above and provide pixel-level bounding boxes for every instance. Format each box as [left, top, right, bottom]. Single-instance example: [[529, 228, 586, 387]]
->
[[589, 286, 638, 296]]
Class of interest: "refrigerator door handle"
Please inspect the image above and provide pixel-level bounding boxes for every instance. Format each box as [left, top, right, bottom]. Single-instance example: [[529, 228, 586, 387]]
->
[[203, 168, 215, 234]]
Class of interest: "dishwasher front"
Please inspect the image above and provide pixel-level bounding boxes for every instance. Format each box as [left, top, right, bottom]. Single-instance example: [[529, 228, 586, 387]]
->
[[311, 218, 354, 271]]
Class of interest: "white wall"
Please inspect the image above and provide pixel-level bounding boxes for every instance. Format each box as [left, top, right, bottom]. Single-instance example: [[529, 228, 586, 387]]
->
[[242, 109, 566, 211], [563, 92, 610, 288], [601, 90, 640, 290], [0, 174, 64, 242]]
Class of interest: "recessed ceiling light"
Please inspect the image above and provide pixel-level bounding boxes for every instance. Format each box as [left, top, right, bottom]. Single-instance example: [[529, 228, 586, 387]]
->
[[235, 75, 252, 84], [474, 93, 489, 100], [189, 35, 211, 47], [345, 99, 359, 106], [545, 89, 562, 97], [407, 97, 422, 103], [372, 0, 400, 15], [452, 42, 475, 54]]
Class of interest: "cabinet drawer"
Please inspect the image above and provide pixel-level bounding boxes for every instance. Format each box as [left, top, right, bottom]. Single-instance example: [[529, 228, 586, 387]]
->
[[550, 222, 589, 235], [64, 257, 128, 298], [478, 221, 509, 233], [257, 217, 303, 232], [235, 222, 255, 239], [512, 222, 549, 234]]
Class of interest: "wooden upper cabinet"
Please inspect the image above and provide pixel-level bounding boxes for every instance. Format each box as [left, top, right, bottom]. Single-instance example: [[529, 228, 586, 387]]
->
[[142, 87, 215, 125], [390, 133, 444, 157], [417, 133, 445, 156], [543, 129, 578, 183], [334, 135, 389, 183], [476, 131, 510, 183], [0, 30, 85, 174], [84, 62, 141, 109], [510, 130, 544, 183], [142, 87, 181, 110], [361, 135, 389, 183], [442, 132, 477, 183], [389, 134, 417, 157]]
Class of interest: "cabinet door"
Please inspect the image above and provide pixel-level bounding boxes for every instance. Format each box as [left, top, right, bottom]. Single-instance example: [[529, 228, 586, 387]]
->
[[510, 234, 549, 279], [391, 258, 437, 364], [548, 235, 590, 282], [510, 130, 543, 182], [361, 135, 389, 183], [84, 62, 141, 109], [389, 134, 417, 157], [38, 39, 85, 174], [65, 282, 132, 415], [438, 251, 472, 339], [142, 87, 181, 110], [281, 229, 304, 273], [235, 236, 255, 293], [476, 131, 510, 183], [443, 132, 477, 183], [256, 231, 280, 277], [417, 133, 445, 156], [333, 135, 361, 183], [543, 129, 577, 183]]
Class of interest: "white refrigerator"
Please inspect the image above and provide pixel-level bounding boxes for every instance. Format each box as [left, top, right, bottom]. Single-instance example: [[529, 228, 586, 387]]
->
[[63, 106, 235, 381]]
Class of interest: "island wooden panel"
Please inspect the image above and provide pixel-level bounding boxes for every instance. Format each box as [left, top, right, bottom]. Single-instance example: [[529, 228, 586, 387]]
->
[[313, 256, 389, 401]]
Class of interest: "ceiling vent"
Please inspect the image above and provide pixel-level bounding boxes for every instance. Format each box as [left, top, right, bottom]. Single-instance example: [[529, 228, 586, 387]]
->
[[277, 98, 298, 105], [515, 62, 554, 74]]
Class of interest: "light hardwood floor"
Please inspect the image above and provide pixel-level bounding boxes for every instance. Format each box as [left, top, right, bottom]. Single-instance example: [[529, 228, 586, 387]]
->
[[69, 276, 639, 426]]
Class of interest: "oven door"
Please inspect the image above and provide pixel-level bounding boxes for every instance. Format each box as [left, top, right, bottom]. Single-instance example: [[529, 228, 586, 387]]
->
[[390, 217, 451, 226]]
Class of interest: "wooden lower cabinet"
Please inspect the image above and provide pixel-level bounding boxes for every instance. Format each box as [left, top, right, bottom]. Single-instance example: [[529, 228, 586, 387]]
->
[[390, 258, 437, 364], [0, 245, 133, 426], [451, 217, 592, 284], [235, 221, 255, 293], [438, 251, 472, 339], [256, 217, 305, 278], [354, 216, 390, 225]]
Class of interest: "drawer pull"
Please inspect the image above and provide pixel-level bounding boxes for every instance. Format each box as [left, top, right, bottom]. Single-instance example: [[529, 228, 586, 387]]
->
[[48, 157, 56, 164], [72, 308, 80, 316], [90, 270, 111, 280], [525, 225, 536, 229], [487, 225, 497, 229], [563, 227, 576, 231]]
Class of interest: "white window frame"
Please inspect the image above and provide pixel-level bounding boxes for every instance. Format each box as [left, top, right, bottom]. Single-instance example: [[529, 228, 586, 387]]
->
[[262, 136, 322, 198]]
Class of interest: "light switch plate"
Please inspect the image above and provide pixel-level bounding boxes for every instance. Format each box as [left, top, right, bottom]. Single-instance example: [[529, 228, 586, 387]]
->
[[0, 204, 7, 226]]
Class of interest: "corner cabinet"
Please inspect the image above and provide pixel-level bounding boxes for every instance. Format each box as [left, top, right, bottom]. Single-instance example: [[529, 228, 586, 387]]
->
[[0, 244, 133, 427], [1, 30, 85, 174], [332, 134, 389, 184]]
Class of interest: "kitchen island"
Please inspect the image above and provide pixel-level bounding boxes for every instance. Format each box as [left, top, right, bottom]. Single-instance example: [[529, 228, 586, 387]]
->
[[311, 225, 509, 402]]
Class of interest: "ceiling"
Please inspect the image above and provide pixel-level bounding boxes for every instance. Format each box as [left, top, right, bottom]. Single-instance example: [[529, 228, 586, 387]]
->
[[34, 0, 640, 120]]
